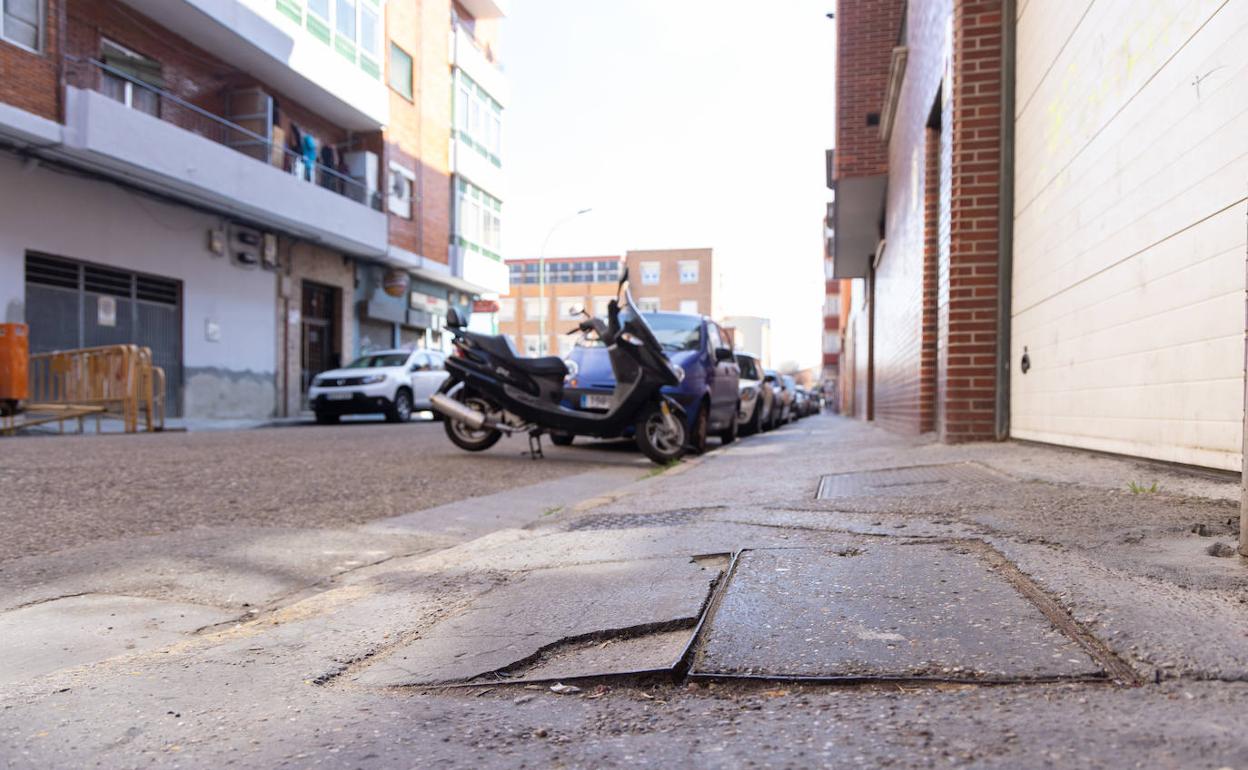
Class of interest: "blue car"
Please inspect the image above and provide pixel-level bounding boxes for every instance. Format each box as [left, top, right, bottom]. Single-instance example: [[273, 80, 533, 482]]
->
[[558, 312, 740, 453]]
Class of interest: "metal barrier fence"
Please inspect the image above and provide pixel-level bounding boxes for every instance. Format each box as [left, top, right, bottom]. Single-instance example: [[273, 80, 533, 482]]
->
[[2, 344, 166, 435]]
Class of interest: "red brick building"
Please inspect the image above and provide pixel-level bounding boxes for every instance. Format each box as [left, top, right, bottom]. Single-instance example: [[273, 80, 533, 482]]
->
[[829, 0, 1008, 442]]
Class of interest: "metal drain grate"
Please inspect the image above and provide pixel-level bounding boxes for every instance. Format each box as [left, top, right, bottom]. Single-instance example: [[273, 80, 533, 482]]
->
[[564, 509, 709, 531], [816, 463, 1008, 499]]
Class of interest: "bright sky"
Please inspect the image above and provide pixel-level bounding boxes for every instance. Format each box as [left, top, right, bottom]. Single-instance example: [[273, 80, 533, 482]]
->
[[501, 0, 836, 372]]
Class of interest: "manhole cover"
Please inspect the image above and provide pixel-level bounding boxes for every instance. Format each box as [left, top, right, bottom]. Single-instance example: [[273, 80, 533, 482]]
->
[[816, 463, 1008, 499], [564, 509, 708, 531], [691, 544, 1106, 682]]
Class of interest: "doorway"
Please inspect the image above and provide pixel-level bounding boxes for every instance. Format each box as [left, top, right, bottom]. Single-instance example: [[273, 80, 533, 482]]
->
[[300, 281, 339, 403]]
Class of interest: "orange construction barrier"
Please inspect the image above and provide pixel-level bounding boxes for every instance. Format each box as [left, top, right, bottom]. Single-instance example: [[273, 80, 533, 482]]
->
[[0, 323, 28, 413]]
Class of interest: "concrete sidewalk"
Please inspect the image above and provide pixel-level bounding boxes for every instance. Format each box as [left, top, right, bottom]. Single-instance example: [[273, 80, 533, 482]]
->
[[3, 415, 1247, 768]]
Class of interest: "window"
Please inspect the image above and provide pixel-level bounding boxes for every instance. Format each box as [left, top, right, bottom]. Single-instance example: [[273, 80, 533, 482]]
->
[[454, 71, 503, 165], [335, 0, 356, 40], [557, 335, 576, 357], [389, 43, 413, 100], [2, 0, 41, 50], [455, 178, 501, 256], [388, 162, 414, 218], [640, 261, 660, 285], [497, 298, 515, 322], [679, 299, 698, 315], [428, 352, 446, 370], [678, 260, 699, 284], [593, 296, 613, 317], [99, 40, 161, 117], [307, 0, 330, 20], [706, 323, 725, 353], [358, 1, 379, 58], [523, 335, 541, 357], [638, 297, 660, 313], [523, 298, 545, 320]]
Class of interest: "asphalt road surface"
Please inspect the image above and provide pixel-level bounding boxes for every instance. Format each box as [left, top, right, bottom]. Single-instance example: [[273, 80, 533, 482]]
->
[[0, 420, 641, 562]]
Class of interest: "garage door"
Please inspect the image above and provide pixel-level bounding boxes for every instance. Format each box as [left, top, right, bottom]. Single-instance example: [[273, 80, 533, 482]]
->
[[25, 252, 184, 416], [1011, 0, 1248, 470]]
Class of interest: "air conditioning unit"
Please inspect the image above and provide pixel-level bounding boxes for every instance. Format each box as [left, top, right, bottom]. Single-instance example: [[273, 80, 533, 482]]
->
[[344, 150, 379, 206]]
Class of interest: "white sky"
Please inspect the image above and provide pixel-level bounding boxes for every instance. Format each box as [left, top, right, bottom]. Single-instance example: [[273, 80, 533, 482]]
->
[[500, 0, 836, 372]]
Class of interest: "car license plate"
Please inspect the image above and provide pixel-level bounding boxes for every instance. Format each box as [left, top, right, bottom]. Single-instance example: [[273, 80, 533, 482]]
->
[[326, 392, 353, 401], [581, 394, 611, 409]]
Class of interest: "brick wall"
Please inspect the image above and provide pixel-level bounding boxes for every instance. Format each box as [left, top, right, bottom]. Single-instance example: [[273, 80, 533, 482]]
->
[[942, 0, 1003, 442], [920, 126, 940, 433], [418, 0, 452, 265], [624, 248, 714, 316], [833, 0, 904, 181], [0, 0, 62, 121]]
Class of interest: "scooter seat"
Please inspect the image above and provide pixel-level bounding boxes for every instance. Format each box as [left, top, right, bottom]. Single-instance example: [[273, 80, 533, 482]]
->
[[514, 356, 568, 378]]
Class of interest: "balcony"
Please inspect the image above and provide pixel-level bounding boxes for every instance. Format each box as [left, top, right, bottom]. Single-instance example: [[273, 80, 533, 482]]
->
[[115, 0, 388, 129], [60, 59, 387, 258], [450, 25, 508, 108], [452, 245, 510, 295]]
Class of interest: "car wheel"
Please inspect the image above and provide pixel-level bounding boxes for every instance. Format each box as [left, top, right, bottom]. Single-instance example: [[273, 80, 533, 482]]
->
[[314, 410, 339, 425], [385, 389, 413, 423], [689, 402, 709, 455], [549, 431, 575, 446], [719, 402, 739, 445]]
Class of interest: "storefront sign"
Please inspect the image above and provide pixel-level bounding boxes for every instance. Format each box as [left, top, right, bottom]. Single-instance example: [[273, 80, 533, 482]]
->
[[409, 291, 448, 315], [473, 299, 499, 314], [383, 269, 410, 298]]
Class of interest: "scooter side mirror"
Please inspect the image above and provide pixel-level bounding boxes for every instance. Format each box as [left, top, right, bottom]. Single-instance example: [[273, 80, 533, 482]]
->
[[714, 347, 734, 363]]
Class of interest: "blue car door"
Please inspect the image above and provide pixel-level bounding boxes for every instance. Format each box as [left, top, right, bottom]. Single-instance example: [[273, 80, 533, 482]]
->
[[704, 322, 739, 426]]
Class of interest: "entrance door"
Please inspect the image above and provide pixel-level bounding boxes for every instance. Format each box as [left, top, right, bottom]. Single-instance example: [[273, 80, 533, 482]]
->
[[24, 252, 184, 415], [300, 281, 339, 400]]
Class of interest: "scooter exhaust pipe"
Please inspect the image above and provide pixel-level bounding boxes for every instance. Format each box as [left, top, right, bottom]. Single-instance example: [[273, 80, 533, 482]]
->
[[431, 393, 487, 429]]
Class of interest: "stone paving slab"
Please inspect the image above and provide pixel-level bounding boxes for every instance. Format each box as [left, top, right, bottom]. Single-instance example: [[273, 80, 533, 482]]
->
[[354, 556, 722, 687], [693, 544, 1103, 680], [0, 594, 234, 685]]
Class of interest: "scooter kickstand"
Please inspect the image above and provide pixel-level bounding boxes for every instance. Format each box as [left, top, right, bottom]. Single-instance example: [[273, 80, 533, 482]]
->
[[527, 431, 545, 460]]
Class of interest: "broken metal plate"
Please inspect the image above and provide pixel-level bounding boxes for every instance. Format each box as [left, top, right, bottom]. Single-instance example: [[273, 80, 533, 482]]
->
[[816, 463, 1008, 499], [692, 545, 1103, 681], [354, 555, 726, 687]]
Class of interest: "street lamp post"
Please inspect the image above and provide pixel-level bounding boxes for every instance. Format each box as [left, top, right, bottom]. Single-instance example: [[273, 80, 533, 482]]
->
[[537, 208, 592, 356]]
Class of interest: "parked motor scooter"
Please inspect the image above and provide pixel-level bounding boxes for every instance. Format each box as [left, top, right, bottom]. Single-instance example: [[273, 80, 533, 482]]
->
[[430, 269, 689, 464]]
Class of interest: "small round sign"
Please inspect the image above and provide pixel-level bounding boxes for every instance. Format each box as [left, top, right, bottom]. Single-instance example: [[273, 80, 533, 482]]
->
[[383, 269, 410, 298]]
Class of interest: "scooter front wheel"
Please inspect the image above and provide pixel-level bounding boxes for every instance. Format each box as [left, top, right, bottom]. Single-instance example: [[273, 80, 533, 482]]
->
[[635, 402, 687, 465], [443, 392, 503, 452]]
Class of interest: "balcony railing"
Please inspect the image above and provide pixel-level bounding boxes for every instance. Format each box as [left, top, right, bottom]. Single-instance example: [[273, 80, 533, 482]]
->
[[64, 56, 381, 211]]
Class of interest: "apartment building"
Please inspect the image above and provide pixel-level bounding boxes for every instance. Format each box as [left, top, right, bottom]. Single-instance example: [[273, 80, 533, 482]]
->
[[498, 256, 621, 357], [829, 1, 1248, 471], [357, 0, 508, 358], [722, 316, 771, 369], [0, 0, 507, 419], [623, 248, 716, 318]]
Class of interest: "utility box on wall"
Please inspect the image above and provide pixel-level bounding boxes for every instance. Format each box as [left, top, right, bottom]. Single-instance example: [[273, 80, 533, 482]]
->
[[0, 323, 30, 412]]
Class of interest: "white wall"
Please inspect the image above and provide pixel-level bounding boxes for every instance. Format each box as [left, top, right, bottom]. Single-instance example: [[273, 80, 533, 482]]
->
[[1011, 0, 1248, 470], [0, 154, 278, 418]]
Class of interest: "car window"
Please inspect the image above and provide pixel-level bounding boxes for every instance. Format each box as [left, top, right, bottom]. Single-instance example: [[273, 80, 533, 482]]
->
[[643, 312, 702, 352], [347, 353, 409, 368], [735, 355, 759, 380], [706, 323, 723, 352], [427, 352, 445, 370], [409, 352, 430, 370]]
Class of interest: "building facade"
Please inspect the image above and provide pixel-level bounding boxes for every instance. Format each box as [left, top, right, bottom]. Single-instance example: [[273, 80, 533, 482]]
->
[[829, 0, 1248, 470], [498, 256, 621, 357], [722, 315, 771, 369], [0, 0, 508, 420], [623, 248, 717, 318]]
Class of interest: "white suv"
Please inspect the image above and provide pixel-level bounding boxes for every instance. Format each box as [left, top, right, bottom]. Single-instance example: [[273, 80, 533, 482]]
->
[[308, 349, 449, 424]]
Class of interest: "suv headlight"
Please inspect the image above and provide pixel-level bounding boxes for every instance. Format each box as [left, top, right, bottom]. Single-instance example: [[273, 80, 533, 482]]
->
[[361, 374, 387, 385]]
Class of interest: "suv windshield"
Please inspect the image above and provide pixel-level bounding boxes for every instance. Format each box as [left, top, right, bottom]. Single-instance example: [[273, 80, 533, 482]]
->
[[346, 353, 409, 368], [643, 312, 702, 352], [735, 355, 760, 380]]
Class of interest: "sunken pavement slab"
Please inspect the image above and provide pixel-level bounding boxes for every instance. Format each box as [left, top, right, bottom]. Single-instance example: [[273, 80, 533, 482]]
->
[[353, 555, 726, 687], [692, 544, 1108, 682]]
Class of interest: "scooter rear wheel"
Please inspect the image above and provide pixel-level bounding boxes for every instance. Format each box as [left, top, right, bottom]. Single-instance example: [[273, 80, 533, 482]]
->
[[635, 403, 687, 465], [443, 392, 503, 452]]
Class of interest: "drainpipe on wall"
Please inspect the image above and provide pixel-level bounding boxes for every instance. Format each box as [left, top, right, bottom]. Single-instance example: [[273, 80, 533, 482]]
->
[[994, 0, 1017, 442], [1240, 200, 1247, 556]]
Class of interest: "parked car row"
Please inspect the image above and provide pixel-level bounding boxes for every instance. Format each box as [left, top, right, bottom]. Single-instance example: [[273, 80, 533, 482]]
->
[[308, 349, 449, 424], [734, 354, 819, 434]]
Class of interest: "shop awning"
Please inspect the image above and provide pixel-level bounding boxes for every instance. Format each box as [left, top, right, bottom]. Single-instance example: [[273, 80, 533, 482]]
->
[[831, 175, 887, 279]]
